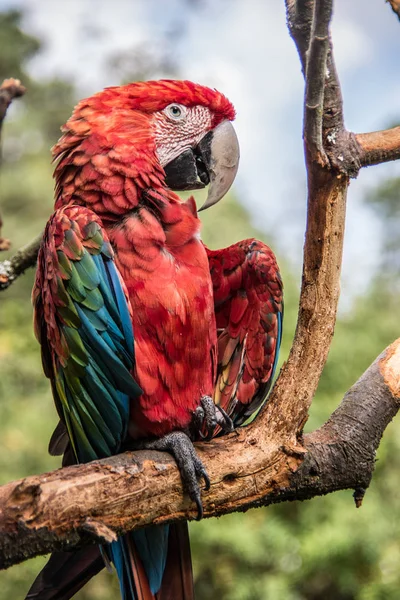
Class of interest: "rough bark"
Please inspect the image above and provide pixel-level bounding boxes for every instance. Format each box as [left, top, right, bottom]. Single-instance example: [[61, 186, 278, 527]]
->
[[355, 126, 400, 167], [0, 0, 400, 574], [0, 233, 42, 289]]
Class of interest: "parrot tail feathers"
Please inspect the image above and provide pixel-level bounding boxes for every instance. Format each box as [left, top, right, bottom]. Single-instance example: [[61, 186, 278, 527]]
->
[[110, 525, 169, 600], [24, 546, 104, 600], [24, 523, 194, 600], [109, 537, 139, 600], [111, 523, 195, 600], [155, 521, 194, 600]]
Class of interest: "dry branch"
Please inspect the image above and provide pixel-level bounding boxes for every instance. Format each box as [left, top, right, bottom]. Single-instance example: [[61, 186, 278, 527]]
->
[[285, 0, 313, 71], [303, 0, 332, 164], [0, 0, 400, 574], [1, 339, 399, 568], [0, 233, 42, 289], [356, 126, 400, 167]]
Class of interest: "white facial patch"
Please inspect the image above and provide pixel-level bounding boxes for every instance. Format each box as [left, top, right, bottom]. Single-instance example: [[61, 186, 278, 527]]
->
[[153, 105, 213, 167]]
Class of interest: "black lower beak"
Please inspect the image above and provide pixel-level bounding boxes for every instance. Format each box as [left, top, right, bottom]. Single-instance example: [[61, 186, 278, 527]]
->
[[164, 131, 213, 192]]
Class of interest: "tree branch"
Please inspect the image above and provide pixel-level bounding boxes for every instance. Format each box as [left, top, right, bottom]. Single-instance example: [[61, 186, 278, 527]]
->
[[304, 0, 332, 164], [355, 126, 400, 167], [0, 78, 26, 252], [387, 0, 400, 20], [0, 233, 42, 289], [1, 339, 399, 569], [285, 0, 314, 74]]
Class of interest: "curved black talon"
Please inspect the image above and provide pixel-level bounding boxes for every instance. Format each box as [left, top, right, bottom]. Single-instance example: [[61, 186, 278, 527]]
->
[[134, 431, 209, 520], [215, 404, 235, 434], [191, 406, 207, 439], [192, 395, 234, 440]]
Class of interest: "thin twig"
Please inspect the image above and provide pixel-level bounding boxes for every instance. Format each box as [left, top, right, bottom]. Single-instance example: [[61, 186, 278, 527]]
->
[[285, 0, 314, 74], [0, 78, 25, 132], [0, 233, 42, 289], [303, 0, 333, 165]]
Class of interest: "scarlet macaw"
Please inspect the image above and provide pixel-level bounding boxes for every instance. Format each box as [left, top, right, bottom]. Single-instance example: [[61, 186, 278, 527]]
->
[[26, 80, 283, 600]]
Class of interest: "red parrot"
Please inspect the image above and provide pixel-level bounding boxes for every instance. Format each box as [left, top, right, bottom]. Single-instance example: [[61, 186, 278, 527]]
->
[[27, 80, 283, 600]]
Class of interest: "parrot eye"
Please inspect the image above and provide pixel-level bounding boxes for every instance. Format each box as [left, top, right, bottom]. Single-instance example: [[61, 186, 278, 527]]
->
[[165, 104, 186, 121]]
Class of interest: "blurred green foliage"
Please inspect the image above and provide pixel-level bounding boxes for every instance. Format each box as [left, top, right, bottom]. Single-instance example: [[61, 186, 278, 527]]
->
[[0, 9, 399, 600], [366, 176, 400, 277]]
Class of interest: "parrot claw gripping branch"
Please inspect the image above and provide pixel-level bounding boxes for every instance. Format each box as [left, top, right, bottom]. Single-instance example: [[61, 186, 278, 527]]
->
[[0, 1, 400, 599]]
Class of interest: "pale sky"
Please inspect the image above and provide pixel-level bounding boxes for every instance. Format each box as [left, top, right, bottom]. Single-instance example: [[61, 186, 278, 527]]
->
[[0, 0, 399, 303]]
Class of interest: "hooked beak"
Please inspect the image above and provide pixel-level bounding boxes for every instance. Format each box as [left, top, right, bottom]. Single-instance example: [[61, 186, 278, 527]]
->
[[164, 120, 240, 211]]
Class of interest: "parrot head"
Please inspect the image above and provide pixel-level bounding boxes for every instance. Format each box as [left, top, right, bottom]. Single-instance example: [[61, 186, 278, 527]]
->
[[53, 80, 239, 212]]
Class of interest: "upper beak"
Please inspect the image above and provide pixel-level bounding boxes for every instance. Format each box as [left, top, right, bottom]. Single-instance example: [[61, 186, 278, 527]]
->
[[163, 120, 240, 211]]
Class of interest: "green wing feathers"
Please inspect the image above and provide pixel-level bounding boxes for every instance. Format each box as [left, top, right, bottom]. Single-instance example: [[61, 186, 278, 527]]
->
[[33, 206, 141, 463]]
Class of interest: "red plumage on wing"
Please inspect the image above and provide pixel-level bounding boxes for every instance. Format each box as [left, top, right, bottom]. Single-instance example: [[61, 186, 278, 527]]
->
[[208, 239, 283, 428]]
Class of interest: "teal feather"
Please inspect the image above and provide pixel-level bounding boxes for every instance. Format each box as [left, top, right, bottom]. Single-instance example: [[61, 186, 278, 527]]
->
[[73, 398, 112, 457], [100, 239, 113, 259], [84, 363, 124, 435], [105, 260, 134, 356], [133, 526, 170, 593], [75, 387, 117, 452], [76, 306, 141, 398], [89, 361, 130, 424], [110, 540, 136, 600], [67, 262, 87, 302], [80, 305, 108, 331], [74, 251, 101, 290], [57, 288, 81, 328], [94, 255, 125, 326], [63, 327, 88, 367], [63, 364, 86, 392], [80, 286, 104, 311]]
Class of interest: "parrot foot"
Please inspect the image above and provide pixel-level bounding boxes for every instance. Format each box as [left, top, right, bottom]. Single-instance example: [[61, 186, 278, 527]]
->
[[135, 431, 210, 520], [191, 395, 234, 440]]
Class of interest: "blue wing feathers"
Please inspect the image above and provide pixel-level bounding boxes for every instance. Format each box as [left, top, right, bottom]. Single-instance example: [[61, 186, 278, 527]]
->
[[76, 306, 141, 398], [105, 259, 135, 356]]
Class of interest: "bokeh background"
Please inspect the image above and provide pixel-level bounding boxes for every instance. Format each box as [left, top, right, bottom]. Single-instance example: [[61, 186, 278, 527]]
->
[[0, 1, 399, 598]]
